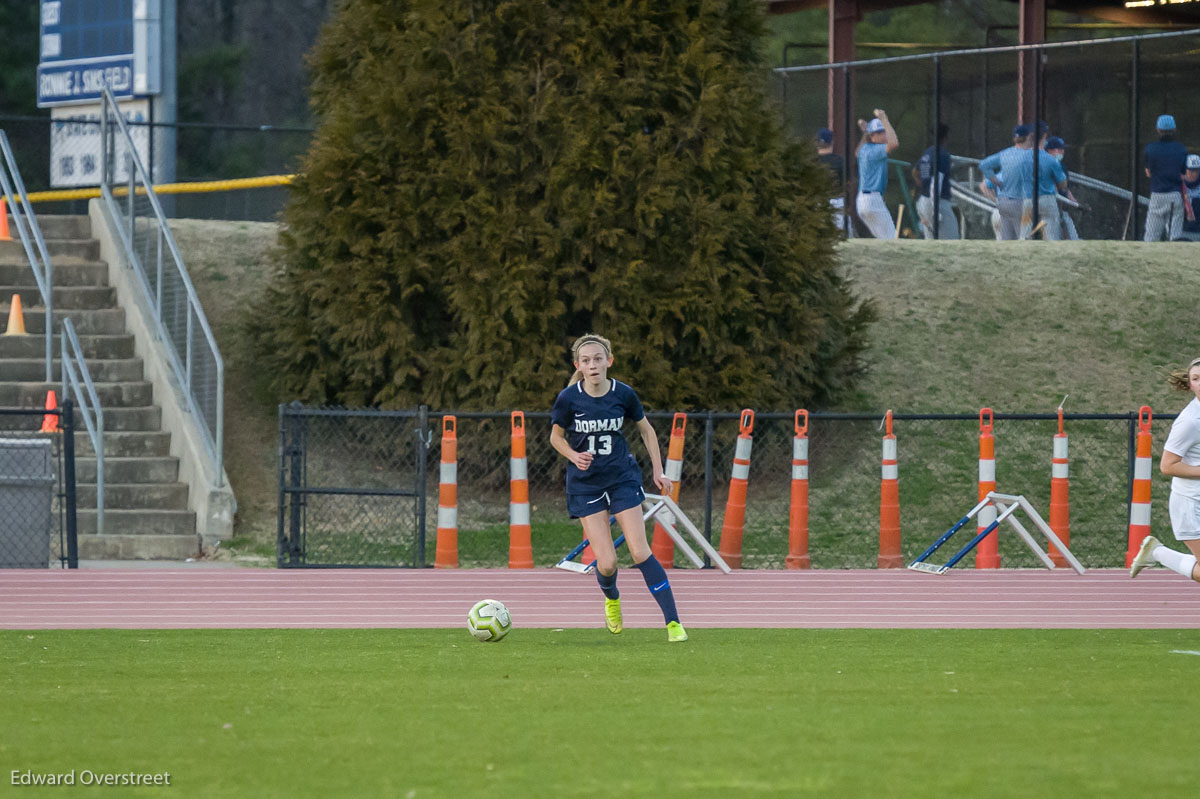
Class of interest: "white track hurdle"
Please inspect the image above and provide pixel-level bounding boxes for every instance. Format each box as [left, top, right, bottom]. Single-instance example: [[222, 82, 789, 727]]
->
[[554, 494, 732, 574], [909, 491, 1085, 575]]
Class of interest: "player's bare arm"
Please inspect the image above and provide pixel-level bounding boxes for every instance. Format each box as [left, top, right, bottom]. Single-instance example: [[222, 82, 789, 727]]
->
[[551, 423, 592, 471], [635, 417, 671, 494]]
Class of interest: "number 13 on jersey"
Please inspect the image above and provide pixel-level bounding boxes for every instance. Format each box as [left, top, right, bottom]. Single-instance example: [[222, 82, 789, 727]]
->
[[586, 434, 613, 455]]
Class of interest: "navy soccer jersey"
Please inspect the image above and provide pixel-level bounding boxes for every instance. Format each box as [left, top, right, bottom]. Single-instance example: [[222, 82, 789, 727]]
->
[[551, 379, 645, 494]]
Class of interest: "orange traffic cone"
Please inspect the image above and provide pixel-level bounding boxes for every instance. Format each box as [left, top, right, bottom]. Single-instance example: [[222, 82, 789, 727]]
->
[[5, 293, 26, 335], [41, 390, 59, 433], [0, 198, 11, 242]]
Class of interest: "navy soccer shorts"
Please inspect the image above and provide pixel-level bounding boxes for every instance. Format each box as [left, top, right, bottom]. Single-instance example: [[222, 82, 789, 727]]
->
[[567, 482, 645, 520]]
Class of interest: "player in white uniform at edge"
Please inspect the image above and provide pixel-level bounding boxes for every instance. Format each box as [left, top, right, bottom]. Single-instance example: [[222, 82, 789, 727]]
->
[[550, 334, 688, 642], [1130, 356, 1200, 582]]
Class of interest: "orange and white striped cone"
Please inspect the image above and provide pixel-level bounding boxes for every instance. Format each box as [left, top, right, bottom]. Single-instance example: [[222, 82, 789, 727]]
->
[[975, 407, 1001, 569], [878, 410, 903, 568], [1125, 406, 1153, 569], [785, 410, 811, 569], [651, 413, 687, 569], [0, 198, 10, 242], [717, 409, 755, 570], [1048, 408, 1071, 568], [434, 415, 459, 569], [508, 411, 534, 568]]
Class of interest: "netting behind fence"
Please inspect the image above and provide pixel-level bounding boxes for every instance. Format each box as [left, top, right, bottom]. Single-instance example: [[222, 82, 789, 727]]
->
[[278, 406, 1173, 570], [774, 31, 1200, 241]]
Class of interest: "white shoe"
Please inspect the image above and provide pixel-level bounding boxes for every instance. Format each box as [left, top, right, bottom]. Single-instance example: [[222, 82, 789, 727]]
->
[[1130, 535, 1160, 578]]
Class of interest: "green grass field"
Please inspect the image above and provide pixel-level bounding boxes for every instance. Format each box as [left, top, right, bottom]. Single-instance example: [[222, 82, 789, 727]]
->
[[3, 628, 1197, 798]]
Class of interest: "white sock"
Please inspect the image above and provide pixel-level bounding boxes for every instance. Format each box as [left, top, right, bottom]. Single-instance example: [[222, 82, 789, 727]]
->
[[1153, 545, 1198, 579]]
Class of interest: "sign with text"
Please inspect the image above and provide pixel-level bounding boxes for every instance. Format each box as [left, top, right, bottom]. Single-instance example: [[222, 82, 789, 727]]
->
[[50, 101, 150, 188], [37, 0, 160, 107]]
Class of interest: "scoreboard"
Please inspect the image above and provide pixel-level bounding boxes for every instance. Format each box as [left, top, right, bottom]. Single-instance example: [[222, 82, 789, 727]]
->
[[37, 0, 161, 107]]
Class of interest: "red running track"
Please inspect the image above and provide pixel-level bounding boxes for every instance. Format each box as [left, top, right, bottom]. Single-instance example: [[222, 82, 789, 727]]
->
[[2, 568, 1199, 630]]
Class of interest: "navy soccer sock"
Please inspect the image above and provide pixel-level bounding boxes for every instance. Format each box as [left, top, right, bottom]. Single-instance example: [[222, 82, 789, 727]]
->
[[634, 556, 679, 624], [596, 568, 619, 600]]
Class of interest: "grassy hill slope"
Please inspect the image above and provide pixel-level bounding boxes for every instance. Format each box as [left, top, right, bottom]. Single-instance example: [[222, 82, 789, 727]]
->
[[169, 220, 1197, 549]]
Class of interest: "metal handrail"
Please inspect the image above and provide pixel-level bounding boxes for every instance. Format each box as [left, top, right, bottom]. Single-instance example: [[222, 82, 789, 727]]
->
[[0, 130, 53, 380], [60, 317, 104, 535], [98, 86, 225, 485], [952, 154, 1149, 207]]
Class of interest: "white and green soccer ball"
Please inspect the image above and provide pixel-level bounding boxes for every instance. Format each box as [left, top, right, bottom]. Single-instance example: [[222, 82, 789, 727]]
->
[[467, 599, 512, 642]]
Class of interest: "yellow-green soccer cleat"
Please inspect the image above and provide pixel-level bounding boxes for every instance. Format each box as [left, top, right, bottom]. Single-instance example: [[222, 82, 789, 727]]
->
[[1130, 535, 1160, 578], [604, 598, 623, 634], [666, 621, 688, 643]]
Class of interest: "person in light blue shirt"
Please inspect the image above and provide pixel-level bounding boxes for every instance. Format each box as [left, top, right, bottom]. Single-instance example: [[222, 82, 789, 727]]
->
[[854, 109, 899, 238], [979, 125, 1034, 240], [1027, 129, 1072, 240]]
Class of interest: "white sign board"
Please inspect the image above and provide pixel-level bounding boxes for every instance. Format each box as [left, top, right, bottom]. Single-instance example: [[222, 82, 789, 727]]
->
[[50, 100, 150, 188]]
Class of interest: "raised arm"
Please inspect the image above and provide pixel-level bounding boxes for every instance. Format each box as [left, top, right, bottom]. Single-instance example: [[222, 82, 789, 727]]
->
[[876, 110, 899, 154]]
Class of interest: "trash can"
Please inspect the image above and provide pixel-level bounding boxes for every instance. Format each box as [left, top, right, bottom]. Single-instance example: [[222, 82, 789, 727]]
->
[[0, 438, 55, 568]]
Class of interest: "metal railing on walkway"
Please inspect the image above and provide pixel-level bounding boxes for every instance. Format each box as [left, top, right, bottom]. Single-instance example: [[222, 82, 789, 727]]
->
[[98, 86, 225, 485], [0, 130, 53, 377]]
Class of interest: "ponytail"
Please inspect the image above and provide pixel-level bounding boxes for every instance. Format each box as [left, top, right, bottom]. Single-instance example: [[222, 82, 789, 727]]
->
[[569, 369, 584, 386], [1166, 357, 1200, 391]]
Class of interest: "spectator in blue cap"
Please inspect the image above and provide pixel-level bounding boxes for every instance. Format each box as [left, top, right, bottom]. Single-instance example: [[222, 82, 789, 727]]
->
[[1144, 113, 1189, 241], [979, 123, 1035, 239], [855, 109, 899, 238], [1044, 136, 1083, 240], [816, 128, 852, 237]]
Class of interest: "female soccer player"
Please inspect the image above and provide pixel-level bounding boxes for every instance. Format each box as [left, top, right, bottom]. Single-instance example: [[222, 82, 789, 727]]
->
[[549, 334, 688, 642], [1130, 357, 1200, 582]]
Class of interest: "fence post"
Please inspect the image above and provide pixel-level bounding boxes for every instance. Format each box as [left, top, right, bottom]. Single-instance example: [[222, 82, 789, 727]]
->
[[508, 411, 534, 568], [415, 405, 429, 568], [1049, 408, 1070, 567], [842, 64, 852, 237], [61, 398, 77, 569], [1125, 406, 1153, 568], [283, 402, 306, 566], [435, 415, 458, 568], [703, 412, 714, 555], [1031, 46, 1041, 236], [933, 55, 941, 240], [975, 408, 1000, 568], [717, 409, 755, 569], [786, 410, 811, 569], [879, 410, 903, 568], [1130, 39, 1141, 241], [651, 413, 687, 568]]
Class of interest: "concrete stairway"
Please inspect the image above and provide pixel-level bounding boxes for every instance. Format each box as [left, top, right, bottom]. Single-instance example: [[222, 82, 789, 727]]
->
[[0, 215, 198, 559]]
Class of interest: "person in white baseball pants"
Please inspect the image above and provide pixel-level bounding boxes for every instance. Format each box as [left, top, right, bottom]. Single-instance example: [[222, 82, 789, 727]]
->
[[855, 110, 899, 239]]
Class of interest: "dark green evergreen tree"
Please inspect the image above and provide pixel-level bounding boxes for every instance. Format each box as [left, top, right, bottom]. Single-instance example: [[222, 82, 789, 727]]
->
[[249, 0, 874, 410]]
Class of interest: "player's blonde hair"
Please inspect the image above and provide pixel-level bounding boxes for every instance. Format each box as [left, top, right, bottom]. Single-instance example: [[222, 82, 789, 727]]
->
[[568, 333, 613, 386], [1166, 357, 1200, 391]]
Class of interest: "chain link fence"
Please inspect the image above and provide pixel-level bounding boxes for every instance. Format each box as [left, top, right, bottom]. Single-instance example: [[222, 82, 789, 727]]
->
[[278, 404, 1176, 570], [775, 29, 1200, 241], [0, 114, 310, 221], [0, 405, 79, 568]]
